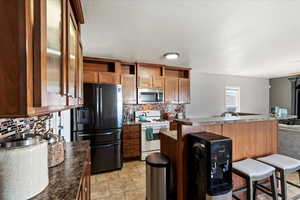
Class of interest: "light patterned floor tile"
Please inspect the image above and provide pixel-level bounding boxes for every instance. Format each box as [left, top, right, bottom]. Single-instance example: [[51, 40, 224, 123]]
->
[[91, 161, 300, 200]]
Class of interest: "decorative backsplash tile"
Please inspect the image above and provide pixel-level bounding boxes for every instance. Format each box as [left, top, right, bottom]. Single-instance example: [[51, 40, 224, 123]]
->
[[0, 114, 54, 140], [123, 104, 185, 121]]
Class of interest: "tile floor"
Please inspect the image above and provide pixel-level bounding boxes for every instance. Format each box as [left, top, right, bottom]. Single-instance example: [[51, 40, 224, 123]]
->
[[91, 161, 300, 200]]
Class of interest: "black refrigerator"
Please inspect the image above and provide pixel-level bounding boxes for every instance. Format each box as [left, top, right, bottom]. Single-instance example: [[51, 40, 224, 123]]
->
[[71, 83, 123, 174]]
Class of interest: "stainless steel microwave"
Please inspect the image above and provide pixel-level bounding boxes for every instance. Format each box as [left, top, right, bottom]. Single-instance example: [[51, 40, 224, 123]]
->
[[138, 88, 164, 104]]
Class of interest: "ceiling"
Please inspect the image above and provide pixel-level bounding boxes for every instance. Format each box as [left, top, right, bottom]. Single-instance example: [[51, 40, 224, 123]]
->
[[81, 0, 300, 78]]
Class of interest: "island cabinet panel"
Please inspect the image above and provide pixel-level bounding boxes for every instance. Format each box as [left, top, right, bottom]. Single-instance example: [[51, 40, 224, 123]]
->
[[123, 125, 141, 159], [165, 77, 179, 104], [178, 78, 190, 104], [121, 74, 137, 104], [222, 120, 278, 161]]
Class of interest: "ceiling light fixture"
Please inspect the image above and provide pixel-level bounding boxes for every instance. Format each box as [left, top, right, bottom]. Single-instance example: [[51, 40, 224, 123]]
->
[[163, 52, 180, 60]]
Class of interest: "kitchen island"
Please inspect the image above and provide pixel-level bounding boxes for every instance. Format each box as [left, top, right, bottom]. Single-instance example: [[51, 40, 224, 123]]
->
[[31, 141, 91, 200], [160, 114, 296, 200]]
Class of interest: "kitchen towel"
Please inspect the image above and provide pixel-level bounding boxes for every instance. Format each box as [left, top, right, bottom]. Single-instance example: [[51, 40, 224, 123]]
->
[[146, 127, 154, 141]]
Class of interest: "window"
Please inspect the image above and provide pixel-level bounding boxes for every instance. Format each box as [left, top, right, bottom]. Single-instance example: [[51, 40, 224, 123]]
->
[[225, 87, 240, 112]]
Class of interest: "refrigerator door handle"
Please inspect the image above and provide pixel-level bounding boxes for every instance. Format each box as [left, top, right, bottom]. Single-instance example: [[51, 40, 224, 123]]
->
[[77, 131, 116, 137], [99, 87, 103, 123]]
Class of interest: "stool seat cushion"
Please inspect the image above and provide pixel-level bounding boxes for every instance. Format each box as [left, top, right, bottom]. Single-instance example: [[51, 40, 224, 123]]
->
[[257, 154, 300, 172], [233, 159, 275, 180]]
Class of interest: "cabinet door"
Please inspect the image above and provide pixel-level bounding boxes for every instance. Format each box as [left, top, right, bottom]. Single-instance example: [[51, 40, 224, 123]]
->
[[137, 76, 152, 88], [179, 78, 190, 104], [68, 6, 78, 106], [83, 71, 98, 83], [152, 76, 164, 89], [165, 77, 179, 104], [78, 43, 84, 104], [34, 0, 66, 107], [121, 74, 137, 104], [99, 72, 120, 84]]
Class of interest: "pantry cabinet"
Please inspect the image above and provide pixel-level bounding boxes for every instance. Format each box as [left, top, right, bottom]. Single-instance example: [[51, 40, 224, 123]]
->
[[0, 0, 84, 117]]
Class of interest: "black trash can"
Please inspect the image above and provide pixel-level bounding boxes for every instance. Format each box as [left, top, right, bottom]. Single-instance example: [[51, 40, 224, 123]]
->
[[146, 152, 170, 200]]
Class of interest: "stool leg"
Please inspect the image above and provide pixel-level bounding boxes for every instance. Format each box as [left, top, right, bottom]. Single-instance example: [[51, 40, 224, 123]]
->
[[270, 172, 278, 200], [279, 170, 287, 200], [298, 170, 300, 184], [253, 181, 257, 200], [247, 178, 253, 200]]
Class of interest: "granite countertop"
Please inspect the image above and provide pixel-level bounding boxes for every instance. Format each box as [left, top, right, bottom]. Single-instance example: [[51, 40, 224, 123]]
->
[[31, 140, 90, 200], [175, 115, 297, 126], [160, 130, 178, 140]]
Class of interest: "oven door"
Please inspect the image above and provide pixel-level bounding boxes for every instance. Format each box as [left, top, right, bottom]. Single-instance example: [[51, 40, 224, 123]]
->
[[138, 89, 164, 104]]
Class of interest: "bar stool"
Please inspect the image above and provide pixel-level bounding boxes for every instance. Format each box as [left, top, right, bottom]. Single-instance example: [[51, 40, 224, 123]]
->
[[232, 158, 278, 200], [257, 154, 300, 200]]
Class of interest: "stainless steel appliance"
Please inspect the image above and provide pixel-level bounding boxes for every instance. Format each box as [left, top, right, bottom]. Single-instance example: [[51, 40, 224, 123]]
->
[[138, 88, 164, 104], [188, 132, 232, 200], [135, 110, 170, 160], [71, 83, 123, 174]]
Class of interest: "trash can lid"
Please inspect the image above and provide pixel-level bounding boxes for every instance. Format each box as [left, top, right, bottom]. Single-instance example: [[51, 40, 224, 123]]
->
[[146, 152, 169, 168]]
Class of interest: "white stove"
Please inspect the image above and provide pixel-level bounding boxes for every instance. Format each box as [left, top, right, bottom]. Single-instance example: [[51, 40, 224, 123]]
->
[[135, 110, 170, 160]]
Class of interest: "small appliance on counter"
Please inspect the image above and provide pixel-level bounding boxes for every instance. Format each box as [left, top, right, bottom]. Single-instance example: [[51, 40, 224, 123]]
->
[[72, 83, 123, 174], [135, 110, 170, 160], [188, 132, 232, 200], [0, 137, 49, 200]]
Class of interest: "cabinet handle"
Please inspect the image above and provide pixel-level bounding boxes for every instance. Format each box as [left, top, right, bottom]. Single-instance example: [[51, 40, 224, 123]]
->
[[84, 187, 87, 192]]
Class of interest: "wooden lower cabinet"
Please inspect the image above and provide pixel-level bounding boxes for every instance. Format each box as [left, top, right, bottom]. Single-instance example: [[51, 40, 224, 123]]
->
[[170, 122, 178, 131], [123, 125, 141, 159], [77, 148, 91, 200]]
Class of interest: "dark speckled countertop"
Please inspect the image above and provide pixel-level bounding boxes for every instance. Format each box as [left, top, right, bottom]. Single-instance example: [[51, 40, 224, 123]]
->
[[31, 140, 90, 200]]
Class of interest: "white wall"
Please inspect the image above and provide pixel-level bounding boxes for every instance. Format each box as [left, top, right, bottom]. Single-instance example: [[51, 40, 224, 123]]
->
[[186, 71, 270, 117]]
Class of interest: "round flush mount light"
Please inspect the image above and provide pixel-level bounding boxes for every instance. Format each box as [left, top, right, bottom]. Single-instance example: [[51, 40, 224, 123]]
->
[[163, 52, 180, 60]]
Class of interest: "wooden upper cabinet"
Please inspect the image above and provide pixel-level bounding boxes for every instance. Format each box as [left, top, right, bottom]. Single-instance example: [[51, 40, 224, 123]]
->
[[0, 0, 84, 117], [137, 63, 164, 89], [179, 78, 190, 104], [33, 0, 66, 107], [83, 57, 122, 85], [137, 76, 152, 88], [99, 72, 120, 84], [121, 74, 137, 104], [83, 71, 98, 83], [67, 3, 78, 106], [152, 76, 164, 89], [165, 77, 179, 104], [77, 43, 84, 105]]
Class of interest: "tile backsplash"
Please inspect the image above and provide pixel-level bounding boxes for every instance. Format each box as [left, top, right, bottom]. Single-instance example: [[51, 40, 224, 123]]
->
[[0, 113, 54, 140], [123, 104, 185, 121]]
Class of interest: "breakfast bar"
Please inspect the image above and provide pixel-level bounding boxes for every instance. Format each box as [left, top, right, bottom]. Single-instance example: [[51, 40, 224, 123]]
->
[[160, 114, 296, 200]]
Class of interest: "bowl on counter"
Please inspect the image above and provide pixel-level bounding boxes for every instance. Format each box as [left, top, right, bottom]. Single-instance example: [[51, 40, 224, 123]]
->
[[0, 138, 49, 200]]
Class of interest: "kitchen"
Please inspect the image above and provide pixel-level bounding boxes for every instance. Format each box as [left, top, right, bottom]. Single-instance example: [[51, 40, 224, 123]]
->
[[1, 1, 300, 200]]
